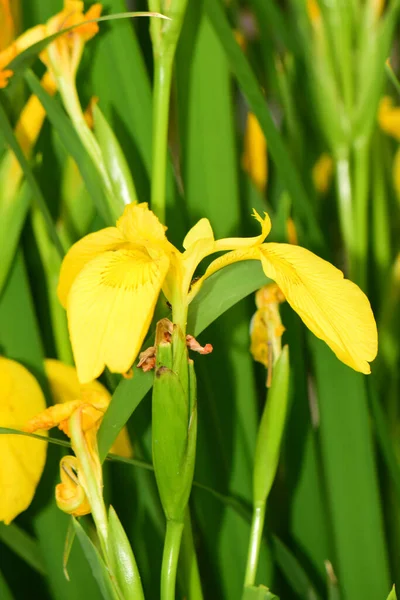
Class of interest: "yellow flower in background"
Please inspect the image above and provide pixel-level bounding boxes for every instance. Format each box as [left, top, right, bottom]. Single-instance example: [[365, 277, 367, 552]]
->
[[0, 0, 19, 51], [0, 357, 47, 524], [378, 96, 400, 141], [312, 153, 333, 194], [250, 284, 286, 370], [242, 112, 268, 194], [307, 0, 321, 25], [0, 0, 101, 89], [27, 359, 132, 458], [58, 202, 377, 383]]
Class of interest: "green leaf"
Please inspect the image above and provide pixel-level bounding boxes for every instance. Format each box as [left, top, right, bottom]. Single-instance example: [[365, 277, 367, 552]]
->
[[0, 569, 14, 600], [310, 336, 390, 600], [0, 523, 46, 576], [24, 69, 112, 225], [107, 506, 144, 600], [204, 0, 323, 249], [270, 535, 320, 600], [72, 518, 120, 600], [98, 260, 269, 460], [0, 95, 64, 258]]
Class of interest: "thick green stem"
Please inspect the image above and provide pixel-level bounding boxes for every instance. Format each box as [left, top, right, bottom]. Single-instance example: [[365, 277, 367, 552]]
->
[[181, 509, 204, 600], [161, 519, 184, 600], [151, 53, 174, 222], [244, 501, 266, 587]]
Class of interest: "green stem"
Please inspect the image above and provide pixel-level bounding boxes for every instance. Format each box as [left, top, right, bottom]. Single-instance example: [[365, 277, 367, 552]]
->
[[161, 519, 185, 600], [151, 53, 174, 223], [244, 501, 266, 587], [353, 137, 370, 290], [335, 149, 355, 277], [181, 509, 204, 600], [372, 134, 391, 296]]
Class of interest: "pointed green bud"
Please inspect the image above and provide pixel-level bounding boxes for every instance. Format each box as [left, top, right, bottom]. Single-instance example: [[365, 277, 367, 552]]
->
[[253, 345, 290, 505]]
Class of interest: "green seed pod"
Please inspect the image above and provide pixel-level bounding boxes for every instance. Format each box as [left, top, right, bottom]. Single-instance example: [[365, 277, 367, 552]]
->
[[152, 321, 197, 522]]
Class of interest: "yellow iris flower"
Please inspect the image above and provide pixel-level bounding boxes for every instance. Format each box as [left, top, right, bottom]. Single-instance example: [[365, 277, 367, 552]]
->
[[242, 112, 268, 194], [0, 357, 47, 524], [58, 202, 377, 383], [0, 0, 101, 88]]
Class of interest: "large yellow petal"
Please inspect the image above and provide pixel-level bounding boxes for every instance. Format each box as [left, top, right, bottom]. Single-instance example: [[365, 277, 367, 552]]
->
[[68, 247, 170, 383], [183, 218, 214, 250], [116, 202, 168, 248], [260, 243, 378, 373], [0, 358, 47, 524], [44, 359, 132, 457], [57, 227, 126, 307]]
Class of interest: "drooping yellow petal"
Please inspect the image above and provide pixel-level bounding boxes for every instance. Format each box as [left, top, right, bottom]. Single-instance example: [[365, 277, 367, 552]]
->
[[259, 243, 378, 373], [44, 359, 132, 457], [213, 209, 271, 252], [0, 0, 18, 50], [68, 247, 170, 383], [55, 455, 91, 516], [116, 202, 168, 248], [242, 112, 268, 194], [57, 227, 126, 307], [0, 357, 47, 524]]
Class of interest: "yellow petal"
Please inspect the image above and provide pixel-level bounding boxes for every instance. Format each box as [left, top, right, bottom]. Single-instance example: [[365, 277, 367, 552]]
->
[[213, 209, 271, 251], [55, 455, 91, 516], [117, 202, 168, 247], [378, 96, 400, 141], [25, 400, 82, 433], [0, 0, 16, 50], [312, 153, 333, 195], [44, 359, 133, 457], [0, 357, 47, 524], [183, 218, 214, 250], [259, 243, 378, 373], [242, 112, 268, 194], [68, 247, 170, 383], [57, 227, 126, 307]]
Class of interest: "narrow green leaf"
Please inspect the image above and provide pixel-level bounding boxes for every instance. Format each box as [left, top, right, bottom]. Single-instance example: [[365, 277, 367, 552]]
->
[[0, 569, 14, 600], [204, 0, 323, 249], [24, 69, 112, 225], [310, 337, 390, 600], [0, 96, 64, 258], [0, 523, 46, 576], [72, 519, 120, 600], [270, 535, 320, 600]]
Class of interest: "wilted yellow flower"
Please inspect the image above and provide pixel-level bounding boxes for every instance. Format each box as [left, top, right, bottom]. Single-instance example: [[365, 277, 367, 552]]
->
[[250, 284, 286, 370], [0, 357, 47, 524], [55, 455, 91, 516], [378, 96, 400, 141], [312, 153, 333, 194], [58, 202, 377, 383], [26, 359, 132, 458], [0, 0, 101, 88], [242, 112, 268, 194]]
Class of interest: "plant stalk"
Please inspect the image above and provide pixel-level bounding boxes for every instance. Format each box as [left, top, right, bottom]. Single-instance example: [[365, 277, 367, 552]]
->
[[161, 519, 185, 600], [243, 501, 266, 587], [335, 149, 355, 277], [151, 52, 174, 223]]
